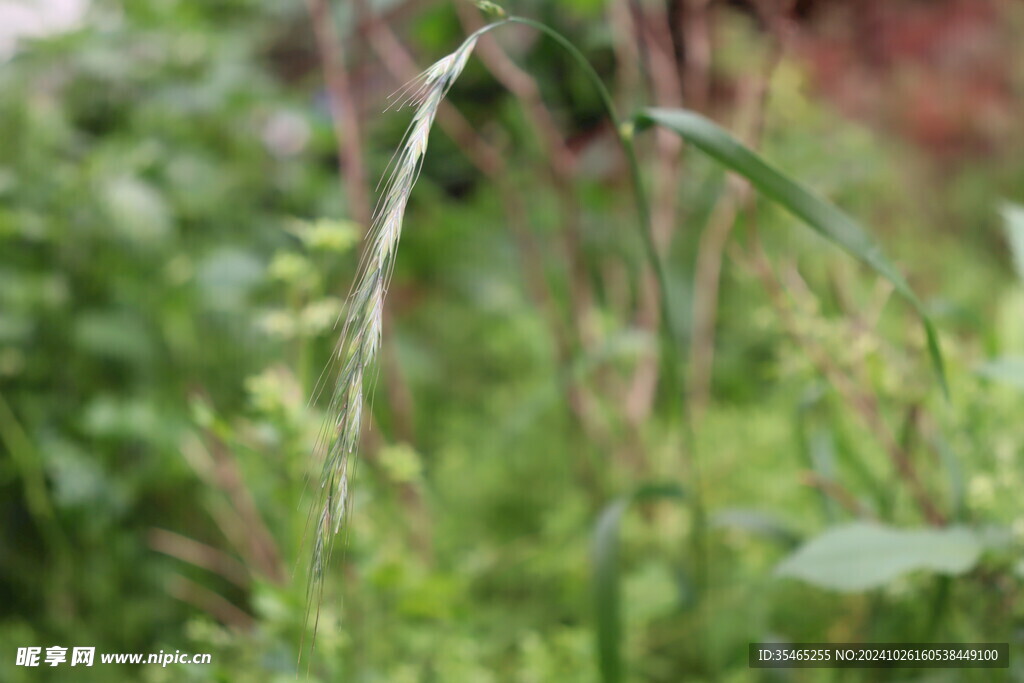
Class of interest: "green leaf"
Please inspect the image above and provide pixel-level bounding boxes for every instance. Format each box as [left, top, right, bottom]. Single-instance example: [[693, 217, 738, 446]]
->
[[592, 483, 686, 683], [635, 107, 947, 397], [1000, 202, 1024, 282], [976, 356, 1024, 392], [710, 508, 801, 548], [775, 522, 982, 592], [101, 176, 173, 246]]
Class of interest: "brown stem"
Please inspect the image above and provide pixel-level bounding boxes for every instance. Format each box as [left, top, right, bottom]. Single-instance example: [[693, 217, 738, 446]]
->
[[455, 2, 576, 176], [168, 575, 255, 629], [687, 4, 788, 422], [455, 4, 610, 458], [680, 0, 713, 111], [608, 0, 645, 110], [207, 437, 287, 582], [304, 0, 371, 227], [624, 0, 686, 425], [454, 4, 596, 352], [149, 528, 252, 589], [179, 432, 286, 583], [800, 471, 873, 518]]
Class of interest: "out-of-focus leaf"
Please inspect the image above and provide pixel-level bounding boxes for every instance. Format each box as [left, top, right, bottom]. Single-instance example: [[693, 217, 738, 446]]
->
[[711, 508, 801, 548], [80, 396, 163, 442], [378, 443, 424, 483], [42, 435, 109, 508], [975, 356, 1024, 392], [195, 248, 263, 312], [622, 561, 679, 624], [0, 312, 32, 344], [307, 220, 359, 252], [775, 522, 982, 592], [635, 107, 947, 397], [268, 252, 314, 284], [73, 310, 155, 365], [101, 176, 173, 246], [592, 483, 686, 683], [1000, 202, 1024, 281]]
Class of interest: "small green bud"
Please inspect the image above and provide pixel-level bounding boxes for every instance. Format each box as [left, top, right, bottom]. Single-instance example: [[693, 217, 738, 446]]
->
[[618, 121, 635, 142], [472, 0, 507, 19]]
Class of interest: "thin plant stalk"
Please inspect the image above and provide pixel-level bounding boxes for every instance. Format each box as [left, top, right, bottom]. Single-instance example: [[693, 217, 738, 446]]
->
[[500, 15, 707, 608], [505, 17, 682, 410]]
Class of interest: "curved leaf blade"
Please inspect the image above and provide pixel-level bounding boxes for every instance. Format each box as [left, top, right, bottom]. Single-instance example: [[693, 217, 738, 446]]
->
[[592, 483, 686, 683], [636, 107, 947, 397]]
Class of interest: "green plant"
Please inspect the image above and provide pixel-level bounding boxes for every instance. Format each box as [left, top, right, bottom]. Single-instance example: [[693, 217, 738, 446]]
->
[[308, 6, 948, 680], [307, 30, 480, 609], [8, 2, 1024, 681], [591, 484, 687, 683]]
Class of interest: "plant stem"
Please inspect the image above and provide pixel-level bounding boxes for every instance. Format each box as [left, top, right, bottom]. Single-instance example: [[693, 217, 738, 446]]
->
[[473, 16, 683, 414], [473, 20, 711, 654], [480, 15, 707, 610]]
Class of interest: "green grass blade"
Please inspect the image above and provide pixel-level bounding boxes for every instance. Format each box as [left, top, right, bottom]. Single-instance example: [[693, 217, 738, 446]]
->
[[635, 107, 947, 397], [592, 483, 686, 683]]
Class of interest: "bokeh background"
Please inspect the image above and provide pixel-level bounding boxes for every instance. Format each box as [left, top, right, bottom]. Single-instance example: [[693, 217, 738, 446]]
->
[[2, 0, 1024, 680]]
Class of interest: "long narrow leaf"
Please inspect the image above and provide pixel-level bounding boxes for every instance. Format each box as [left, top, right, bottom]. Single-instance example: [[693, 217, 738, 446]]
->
[[592, 483, 686, 683], [635, 107, 947, 396]]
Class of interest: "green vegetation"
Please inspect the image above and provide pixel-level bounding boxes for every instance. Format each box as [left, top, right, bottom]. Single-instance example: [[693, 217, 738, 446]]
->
[[2, 1, 1024, 681]]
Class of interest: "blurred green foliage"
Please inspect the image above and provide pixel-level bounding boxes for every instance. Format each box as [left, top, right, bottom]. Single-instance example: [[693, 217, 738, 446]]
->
[[2, 1, 1024, 681]]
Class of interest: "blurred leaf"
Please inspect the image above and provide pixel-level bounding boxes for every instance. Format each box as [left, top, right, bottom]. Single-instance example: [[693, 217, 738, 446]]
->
[[1000, 202, 1024, 281], [298, 297, 343, 336], [0, 312, 32, 344], [73, 310, 155, 365], [775, 522, 982, 592], [308, 219, 359, 252], [256, 308, 298, 339], [397, 574, 458, 619], [268, 252, 313, 283], [378, 443, 423, 484], [975, 356, 1024, 392], [245, 366, 302, 418], [636, 107, 948, 397], [101, 176, 173, 246], [80, 396, 162, 441], [710, 508, 800, 548], [195, 248, 263, 312], [592, 483, 686, 683], [42, 435, 109, 508], [622, 561, 679, 624]]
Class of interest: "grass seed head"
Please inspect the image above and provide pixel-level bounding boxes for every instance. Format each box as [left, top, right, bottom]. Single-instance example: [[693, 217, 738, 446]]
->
[[307, 34, 480, 607]]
